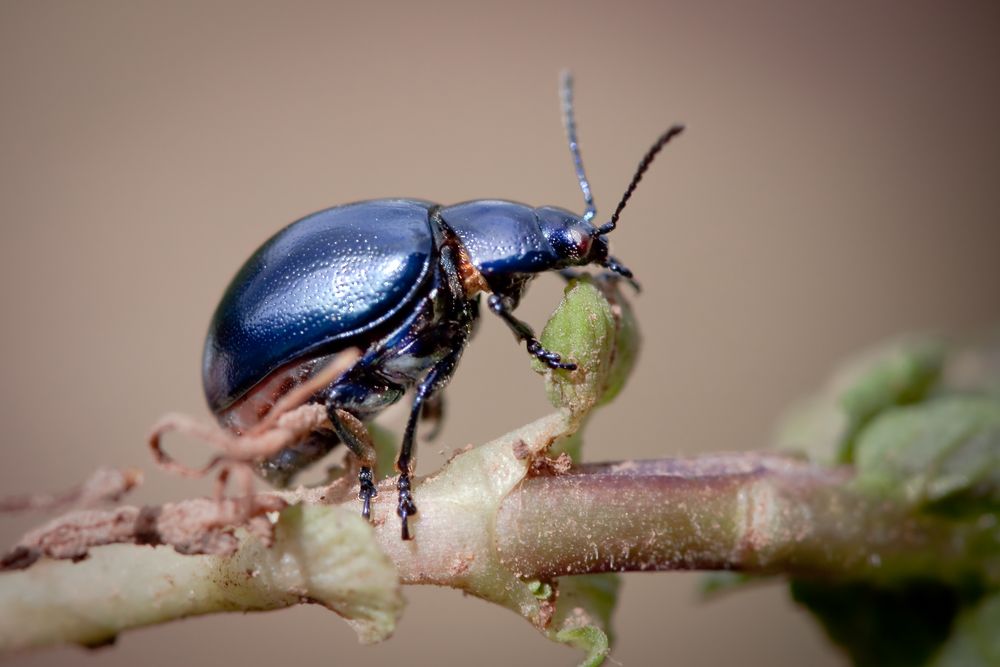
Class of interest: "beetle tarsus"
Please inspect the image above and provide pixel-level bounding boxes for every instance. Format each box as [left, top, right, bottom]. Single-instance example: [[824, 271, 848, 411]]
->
[[359, 466, 377, 521], [526, 338, 577, 371], [397, 473, 417, 540], [489, 294, 577, 371]]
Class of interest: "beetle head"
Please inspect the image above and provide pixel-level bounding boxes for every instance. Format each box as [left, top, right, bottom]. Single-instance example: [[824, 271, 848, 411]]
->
[[546, 73, 684, 289], [554, 74, 683, 289], [535, 205, 610, 267]]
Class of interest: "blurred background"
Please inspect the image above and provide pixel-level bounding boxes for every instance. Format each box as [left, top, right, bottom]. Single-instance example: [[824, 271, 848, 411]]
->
[[1, 1, 998, 665]]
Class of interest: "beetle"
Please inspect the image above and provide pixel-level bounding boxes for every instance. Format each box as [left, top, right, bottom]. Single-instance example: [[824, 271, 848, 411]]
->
[[202, 74, 683, 539]]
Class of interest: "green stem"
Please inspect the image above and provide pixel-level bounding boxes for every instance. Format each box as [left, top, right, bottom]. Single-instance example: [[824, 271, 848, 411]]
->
[[495, 457, 999, 585], [2, 428, 996, 654]]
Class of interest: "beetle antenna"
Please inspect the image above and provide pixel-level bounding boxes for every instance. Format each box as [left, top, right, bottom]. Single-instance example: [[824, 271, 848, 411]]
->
[[597, 124, 685, 236], [560, 71, 596, 222]]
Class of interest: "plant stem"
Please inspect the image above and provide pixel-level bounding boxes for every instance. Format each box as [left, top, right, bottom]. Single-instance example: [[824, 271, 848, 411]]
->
[[495, 457, 998, 585], [2, 412, 996, 653]]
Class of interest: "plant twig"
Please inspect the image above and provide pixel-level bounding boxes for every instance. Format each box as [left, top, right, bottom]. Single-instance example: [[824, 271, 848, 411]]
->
[[2, 409, 996, 654]]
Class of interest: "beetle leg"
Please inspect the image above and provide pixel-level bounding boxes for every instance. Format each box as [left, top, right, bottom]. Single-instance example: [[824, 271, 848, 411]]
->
[[420, 393, 445, 441], [395, 348, 465, 540], [603, 256, 642, 292], [325, 370, 406, 521], [326, 409, 380, 520], [487, 294, 577, 370]]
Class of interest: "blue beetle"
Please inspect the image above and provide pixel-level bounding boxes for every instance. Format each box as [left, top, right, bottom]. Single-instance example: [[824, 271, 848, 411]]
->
[[202, 74, 683, 539]]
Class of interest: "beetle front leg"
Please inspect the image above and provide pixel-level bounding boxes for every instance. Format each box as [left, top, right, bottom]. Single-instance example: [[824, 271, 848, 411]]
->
[[487, 294, 577, 370]]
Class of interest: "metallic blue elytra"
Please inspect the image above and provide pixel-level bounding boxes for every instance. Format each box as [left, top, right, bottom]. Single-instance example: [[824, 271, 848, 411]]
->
[[199, 74, 683, 541], [203, 199, 436, 413]]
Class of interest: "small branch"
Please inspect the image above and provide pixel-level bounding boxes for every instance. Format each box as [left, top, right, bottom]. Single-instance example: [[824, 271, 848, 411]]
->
[[2, 410, 996, 654], [0, 504, 402, 651], [496, 457, 998, 585]]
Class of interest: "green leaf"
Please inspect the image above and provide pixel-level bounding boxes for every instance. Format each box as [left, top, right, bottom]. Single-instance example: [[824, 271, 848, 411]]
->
[[549, 573, 621, 667], [774, 337, 946, 465], [595, 278, 641, 408], [556, 625, 610, 667], [853, 395, 1000, 514], [534, 278, 618, 417], [791, 578, 962, 667], [837, 338, 946, 463], [535, 277, 640, 414], [526, 578, 554, 600], [930, 591, 1000, 666]]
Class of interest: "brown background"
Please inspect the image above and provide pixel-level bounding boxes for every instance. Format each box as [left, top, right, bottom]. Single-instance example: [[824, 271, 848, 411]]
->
[[2, 1, 998, 665]]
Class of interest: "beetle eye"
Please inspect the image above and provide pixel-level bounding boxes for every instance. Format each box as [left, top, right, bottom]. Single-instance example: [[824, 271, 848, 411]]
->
[[573, 229, 591, 258]]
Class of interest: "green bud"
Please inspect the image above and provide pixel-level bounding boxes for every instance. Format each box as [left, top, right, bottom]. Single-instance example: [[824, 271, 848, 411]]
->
[[533, 277, 641, 419]]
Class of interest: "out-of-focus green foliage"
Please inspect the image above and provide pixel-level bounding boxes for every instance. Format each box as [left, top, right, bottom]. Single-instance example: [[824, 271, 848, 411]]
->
[[853, 395, 1000, 515], [782, 337, 1000, 666], [790, 579, 964, 667], [837, 339, 947, 463], [930, 592, 1000, 666]]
